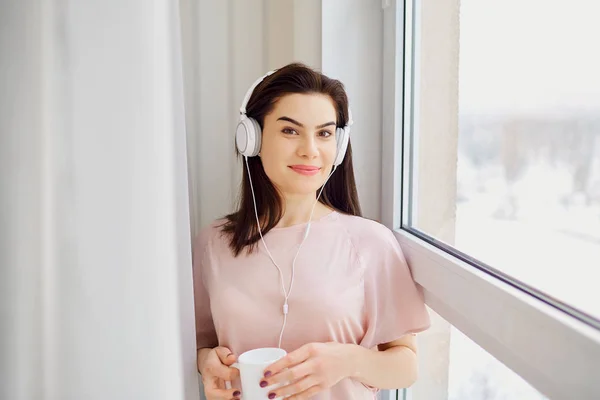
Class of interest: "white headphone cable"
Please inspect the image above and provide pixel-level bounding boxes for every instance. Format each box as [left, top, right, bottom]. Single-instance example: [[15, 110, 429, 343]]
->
[[244, 156, 337, 348]]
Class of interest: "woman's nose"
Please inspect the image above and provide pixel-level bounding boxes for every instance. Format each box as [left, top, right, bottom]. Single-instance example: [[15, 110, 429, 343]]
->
[[298, 135, 319, 158]]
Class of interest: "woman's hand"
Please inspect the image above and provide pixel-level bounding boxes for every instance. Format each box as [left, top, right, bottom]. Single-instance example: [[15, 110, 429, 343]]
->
[[199, 346, 241, 400], [259, 342, 354, 399]]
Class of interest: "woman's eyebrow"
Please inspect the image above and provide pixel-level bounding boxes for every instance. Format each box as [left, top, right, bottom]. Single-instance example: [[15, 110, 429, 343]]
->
[[316, 121, 336, 129], [277, 116, 304, 127], [277, 116, 336, 129]]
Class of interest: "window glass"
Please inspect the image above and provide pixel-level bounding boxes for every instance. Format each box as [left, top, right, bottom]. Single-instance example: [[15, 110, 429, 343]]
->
[[403, 0, 600, 321]]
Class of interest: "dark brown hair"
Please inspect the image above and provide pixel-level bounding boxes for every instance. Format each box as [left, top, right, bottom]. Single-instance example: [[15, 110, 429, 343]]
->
[[221, 62, 362, 256]]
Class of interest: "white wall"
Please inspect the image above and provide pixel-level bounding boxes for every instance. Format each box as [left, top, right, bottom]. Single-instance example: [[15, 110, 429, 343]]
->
[[1, 1, 199, 399], [322, 0, 384, 220]]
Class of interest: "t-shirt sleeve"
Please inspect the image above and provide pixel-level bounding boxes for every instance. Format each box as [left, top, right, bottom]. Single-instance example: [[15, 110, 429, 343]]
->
[[192, 226, 219, 350], [360, 226, 431, 349]]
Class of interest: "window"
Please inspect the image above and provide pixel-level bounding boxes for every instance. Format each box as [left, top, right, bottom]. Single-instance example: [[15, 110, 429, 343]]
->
[[409, 311, 547, 400], [381, 0, 600, 399], [447, 325, 546, 400], [404, 0, 600, 326]]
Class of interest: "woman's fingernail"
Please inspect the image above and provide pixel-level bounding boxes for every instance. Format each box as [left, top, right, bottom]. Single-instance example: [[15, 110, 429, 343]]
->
[[260, 380, 268, 388], [268, 393, 276, 399], [264, 370, 272, 377], [233, 390, 241, 397]]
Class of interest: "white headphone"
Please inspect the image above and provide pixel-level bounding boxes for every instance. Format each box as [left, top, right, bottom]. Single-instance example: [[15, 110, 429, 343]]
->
[[235, 70, 353, 166], [236, 69, 353, 349]]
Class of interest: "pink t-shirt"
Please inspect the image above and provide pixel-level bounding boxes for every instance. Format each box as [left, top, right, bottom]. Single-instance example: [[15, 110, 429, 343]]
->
[[193, 210, 430, 400]]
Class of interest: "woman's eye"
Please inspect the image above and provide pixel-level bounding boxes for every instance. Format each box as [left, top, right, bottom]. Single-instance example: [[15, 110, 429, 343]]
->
[[319, 130, 333, 138], [282, 128, 298, 135]]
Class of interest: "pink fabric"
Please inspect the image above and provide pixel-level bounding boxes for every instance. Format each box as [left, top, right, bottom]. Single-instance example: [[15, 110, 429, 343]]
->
[[193, 211, 430, 400]]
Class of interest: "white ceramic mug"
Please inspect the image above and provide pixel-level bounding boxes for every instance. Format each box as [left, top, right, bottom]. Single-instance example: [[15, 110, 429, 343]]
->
[[229, 347, 287, 400]]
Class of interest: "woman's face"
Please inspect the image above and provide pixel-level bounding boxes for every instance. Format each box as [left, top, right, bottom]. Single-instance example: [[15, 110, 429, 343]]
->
[[259, 93, 338, 197]]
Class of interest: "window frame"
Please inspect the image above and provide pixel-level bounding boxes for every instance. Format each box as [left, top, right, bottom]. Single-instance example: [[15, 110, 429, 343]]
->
[[380, 0, 600, 399]]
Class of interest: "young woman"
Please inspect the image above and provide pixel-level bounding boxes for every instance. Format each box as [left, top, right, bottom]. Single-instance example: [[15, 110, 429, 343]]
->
[[193, 63, 430, 400]]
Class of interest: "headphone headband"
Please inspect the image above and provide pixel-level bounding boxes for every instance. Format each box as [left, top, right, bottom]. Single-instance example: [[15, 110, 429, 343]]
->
[[240, 70, 276, 116]]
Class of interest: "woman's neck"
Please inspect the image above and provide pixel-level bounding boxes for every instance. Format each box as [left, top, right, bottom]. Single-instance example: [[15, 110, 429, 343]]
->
[[276, 194, 332, 228]]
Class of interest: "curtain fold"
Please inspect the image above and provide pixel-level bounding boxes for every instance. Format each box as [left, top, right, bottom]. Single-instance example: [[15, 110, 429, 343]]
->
[[0, 1, 199, 399]]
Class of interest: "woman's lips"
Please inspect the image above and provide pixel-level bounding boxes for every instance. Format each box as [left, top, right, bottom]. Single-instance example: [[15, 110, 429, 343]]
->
[[289, 165, 320, 176]]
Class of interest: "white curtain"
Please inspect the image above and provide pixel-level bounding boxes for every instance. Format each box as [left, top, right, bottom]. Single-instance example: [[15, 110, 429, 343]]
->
[[1, 1, 199, 399]]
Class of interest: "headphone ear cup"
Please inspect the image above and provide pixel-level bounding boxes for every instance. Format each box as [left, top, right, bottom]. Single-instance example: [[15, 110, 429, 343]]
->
[[333, 127, 349, 166], [249, 118, 262, 156], [236, 117, 262, 157]]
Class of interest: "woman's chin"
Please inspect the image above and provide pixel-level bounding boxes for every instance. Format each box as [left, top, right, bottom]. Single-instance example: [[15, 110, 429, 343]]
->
[[281, 184, 326, 197]]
